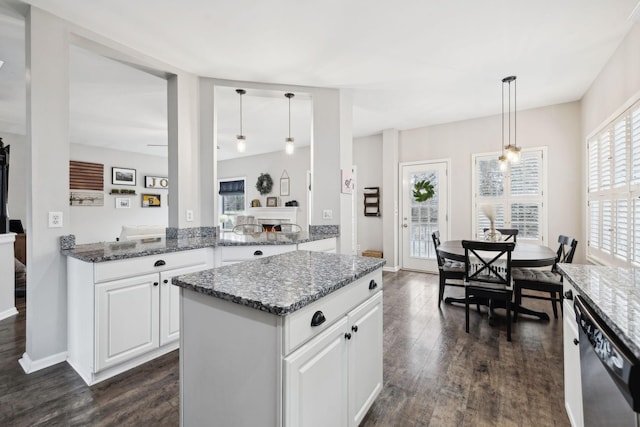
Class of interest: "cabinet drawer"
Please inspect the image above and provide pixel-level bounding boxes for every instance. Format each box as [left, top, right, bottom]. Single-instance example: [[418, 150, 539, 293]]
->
[[283, 270, 382, 355], [220, 244, 295, 262], [94, 248, 212, 283]]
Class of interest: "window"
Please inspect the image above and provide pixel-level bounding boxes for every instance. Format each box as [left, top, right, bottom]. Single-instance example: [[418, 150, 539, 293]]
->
[[472, 148, 547, 243], [218, 178, 246, 230], [587, 99, 640, 267]]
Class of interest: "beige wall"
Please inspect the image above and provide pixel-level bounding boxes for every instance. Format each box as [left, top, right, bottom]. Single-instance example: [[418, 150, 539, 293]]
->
[[353, 134, 383, 254]]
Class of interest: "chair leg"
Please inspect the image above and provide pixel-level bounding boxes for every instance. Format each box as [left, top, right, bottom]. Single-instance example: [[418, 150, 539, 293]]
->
[[551, 291, 559, 319], [513, 285, 520, 323], [438, 275, 445, 307], [465, 288, 470, 334], [506, 296, 512, 342]]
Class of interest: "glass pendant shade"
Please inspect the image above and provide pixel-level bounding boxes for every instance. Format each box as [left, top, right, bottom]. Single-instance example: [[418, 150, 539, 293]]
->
[[498, 76, 519, 166], [499, 154, 508, 172], [285, 137, 294, 155]]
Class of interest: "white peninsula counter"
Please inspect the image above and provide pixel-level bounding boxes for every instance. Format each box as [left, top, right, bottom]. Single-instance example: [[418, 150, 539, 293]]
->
[[172, 250, 386, 427]]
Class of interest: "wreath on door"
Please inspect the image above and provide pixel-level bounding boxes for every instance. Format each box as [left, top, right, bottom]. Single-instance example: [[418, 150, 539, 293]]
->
[[412, 179, 434, 202], [256, 173, 273, 195]]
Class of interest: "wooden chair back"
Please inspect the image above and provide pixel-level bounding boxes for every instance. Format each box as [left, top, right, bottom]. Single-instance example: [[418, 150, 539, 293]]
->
[[431, 231, 445, 267], [461, 240, 515, 286], [556, 235, 578, 265]]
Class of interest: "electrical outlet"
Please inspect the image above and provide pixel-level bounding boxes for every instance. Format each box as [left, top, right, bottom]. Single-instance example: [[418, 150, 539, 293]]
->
[[322, 209, 333, 220], [48, 211, 63, 228], [186, 210, 194, 222]]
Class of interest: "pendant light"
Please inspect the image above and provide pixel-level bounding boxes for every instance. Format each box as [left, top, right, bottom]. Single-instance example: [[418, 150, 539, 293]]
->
[[285, 92, 295, 155], [501, 76, 520, 164], [236, 89, 246, 153]]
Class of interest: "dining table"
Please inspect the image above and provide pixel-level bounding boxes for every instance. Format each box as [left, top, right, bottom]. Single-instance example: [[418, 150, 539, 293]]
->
[[436, 239, 558, 320]]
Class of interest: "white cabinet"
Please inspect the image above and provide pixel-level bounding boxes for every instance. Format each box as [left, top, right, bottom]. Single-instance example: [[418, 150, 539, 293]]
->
[[67, 247, 214, 385], [96, 273, 159, 371], [563, 282, 583, 427], [284, 291, 383, 427], [284, 317, 350, 427], [180, 269, 383, 427]]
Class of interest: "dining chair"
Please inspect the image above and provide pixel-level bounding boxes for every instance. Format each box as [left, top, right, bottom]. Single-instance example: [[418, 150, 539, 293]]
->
[[462, 240, 515, 341], [512, 235, 578, 321], [431, 231, 465, 307], [482, 228, 519, 242]]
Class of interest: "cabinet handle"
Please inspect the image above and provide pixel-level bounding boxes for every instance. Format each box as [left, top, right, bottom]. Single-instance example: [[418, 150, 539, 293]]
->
[[163, 279, 169, 284], [573, 338, 579, 346], [344, 333, 352, 340], [254, 250, 263, 256], [352, 325, 358, 333], [369, 280, 378, 290], [153, 282, 159, 287], [154, 260, 166, 267], [310, 311, 326, 327], [564, 290, 573, 300]]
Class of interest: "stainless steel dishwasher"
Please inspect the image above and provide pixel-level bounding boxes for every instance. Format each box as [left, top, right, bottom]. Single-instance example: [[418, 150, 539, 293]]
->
[[574, 295, 640, 426]]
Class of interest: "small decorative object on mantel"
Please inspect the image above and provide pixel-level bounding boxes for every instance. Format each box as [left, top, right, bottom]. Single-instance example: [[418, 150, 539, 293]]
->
[[280, 170, 290, 196], [256, 173, 273, 195], [266, 196, 278, 207], [412, 179, 434, 203], [364, 187, 380, 217], [481, 204, 502, 242], [251, 199, 261, 207]]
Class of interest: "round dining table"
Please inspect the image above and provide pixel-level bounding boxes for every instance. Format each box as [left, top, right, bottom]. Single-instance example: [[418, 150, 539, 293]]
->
[[437, 240, 557, 267], [436, 240, 558, 320]]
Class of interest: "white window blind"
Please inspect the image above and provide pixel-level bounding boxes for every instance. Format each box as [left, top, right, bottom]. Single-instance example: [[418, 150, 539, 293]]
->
[[587, 98, 640, 267], [473, 148, 546, 243]]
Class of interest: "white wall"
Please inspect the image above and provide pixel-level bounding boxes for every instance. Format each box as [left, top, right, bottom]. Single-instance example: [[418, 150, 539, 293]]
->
[[4, 131, 27, 224], [353, 134, 383, 254], [217, 146, 310, 230], [69, 144, 168, 244]]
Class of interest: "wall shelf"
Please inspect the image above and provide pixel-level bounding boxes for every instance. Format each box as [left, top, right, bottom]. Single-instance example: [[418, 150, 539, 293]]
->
[[363, 187, 380, 217]]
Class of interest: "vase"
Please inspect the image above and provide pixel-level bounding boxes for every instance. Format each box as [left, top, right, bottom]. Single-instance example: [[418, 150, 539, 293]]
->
[[484, 224, 502, 242]]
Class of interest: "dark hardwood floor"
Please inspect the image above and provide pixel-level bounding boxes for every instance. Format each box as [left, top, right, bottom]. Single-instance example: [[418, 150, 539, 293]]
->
[[0, 271, 568, 426]]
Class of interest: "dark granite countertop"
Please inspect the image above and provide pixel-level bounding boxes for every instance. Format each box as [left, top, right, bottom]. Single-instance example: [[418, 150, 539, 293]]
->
[[62, 232, 339, 263], [172, 250, 385, 316], [558, 263, 640, 360]]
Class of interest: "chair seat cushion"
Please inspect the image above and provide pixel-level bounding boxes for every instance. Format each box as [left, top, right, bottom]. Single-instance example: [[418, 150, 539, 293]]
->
[[443, 260, 465, 272], [467, 278, 512, 291], [512, 268, 562, 284]]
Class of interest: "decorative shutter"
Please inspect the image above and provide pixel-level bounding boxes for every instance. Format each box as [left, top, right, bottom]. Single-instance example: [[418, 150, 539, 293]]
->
[[615, 199, 628, 259], [510, 151, 541, 196], [613, 119, 627, 188], [588, 139, 599, 192], [634, 198, 640, 265], [510, 202, 540, 239], [476, 157, 504, 197], [632, 106, 640, 184], [599, 131, 612, 190], [602, 200, 613, 254], [590, 200, 600, 250]]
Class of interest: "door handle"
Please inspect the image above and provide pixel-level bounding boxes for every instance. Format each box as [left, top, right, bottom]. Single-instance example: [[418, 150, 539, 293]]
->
[[163, 279, 169, 284], [402, 224, 408, 228]]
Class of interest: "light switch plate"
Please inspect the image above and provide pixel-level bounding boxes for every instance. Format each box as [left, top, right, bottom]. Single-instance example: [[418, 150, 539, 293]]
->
[[48, 211, 63, 228], [186, 210, 194, 222], [322, 209, 333, 220]]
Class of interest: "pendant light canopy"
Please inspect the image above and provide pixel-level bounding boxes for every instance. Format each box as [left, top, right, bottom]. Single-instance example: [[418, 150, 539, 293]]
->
[[236, 89, 246, 153], [500, 75, 520, 168], [285, 92, 295, 155]]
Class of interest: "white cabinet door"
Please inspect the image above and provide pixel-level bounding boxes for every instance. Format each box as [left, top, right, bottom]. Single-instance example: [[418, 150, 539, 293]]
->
[[284, 317, 349, 427], [563, 301, 584, 427], [348, 292, 383, 426], [159, 264, 209, 346], [95, 273, 159, 371]]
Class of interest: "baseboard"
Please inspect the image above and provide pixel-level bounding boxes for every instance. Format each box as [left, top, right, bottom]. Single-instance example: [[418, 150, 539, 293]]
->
[[382, 265, 401, 272], [0, 307, 18, 321], [19, 350, 68, 374]]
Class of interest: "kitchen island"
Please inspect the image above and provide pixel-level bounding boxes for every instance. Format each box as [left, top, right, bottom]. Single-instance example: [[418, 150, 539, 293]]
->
[[172, 250, 385, 427]]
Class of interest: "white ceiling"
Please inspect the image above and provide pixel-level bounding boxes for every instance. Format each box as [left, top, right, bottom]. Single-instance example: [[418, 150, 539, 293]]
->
[[1, 0, 639, 158]]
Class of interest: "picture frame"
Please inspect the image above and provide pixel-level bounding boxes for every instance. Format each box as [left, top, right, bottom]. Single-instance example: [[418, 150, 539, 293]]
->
[[115, 197, 131, 209], [280, 177, 290, 196], [112, 167, 136, 186], [145, 176, 169, 189], [142, 193, 161, 207], [266, 196, 278, 207]]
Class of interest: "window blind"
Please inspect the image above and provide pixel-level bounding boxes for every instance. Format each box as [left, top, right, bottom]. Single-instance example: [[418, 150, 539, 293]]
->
[[218, 179, 244, 195]]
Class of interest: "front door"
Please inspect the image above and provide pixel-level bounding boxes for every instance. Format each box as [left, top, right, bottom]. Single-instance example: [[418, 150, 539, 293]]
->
[[400, 161, 449, 272]]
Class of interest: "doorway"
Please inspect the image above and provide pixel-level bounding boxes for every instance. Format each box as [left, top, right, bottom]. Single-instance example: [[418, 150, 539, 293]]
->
[[400, 160, 450, 272]]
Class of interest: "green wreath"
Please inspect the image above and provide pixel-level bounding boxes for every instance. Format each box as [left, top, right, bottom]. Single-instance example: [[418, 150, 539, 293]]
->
[[413, 179, 434, 202], [256, 173, 273, 195]]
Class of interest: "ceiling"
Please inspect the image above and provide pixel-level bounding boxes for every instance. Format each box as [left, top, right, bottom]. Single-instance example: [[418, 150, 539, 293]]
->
[[1, 0, 639, 159]]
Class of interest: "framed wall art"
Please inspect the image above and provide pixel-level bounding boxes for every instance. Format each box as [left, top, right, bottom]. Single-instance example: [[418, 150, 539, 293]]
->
[[142, 193, 161, 207], [112, 167, 136, 186], [145, 176, 168, 189], [115, 197, 131, 209], [266, 196, 278, 207]]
